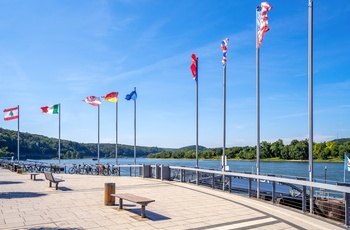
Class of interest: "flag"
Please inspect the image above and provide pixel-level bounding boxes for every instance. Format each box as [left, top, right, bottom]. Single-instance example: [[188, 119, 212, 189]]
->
[[257, 2, 273, 48], [125, 91, 137, 101], [221, 38, 229, 65], [41, 104, 59, 114], [4, 107, 19, 121], [345, 155, 350, 172], [102, 92, 118, 103], [82, 96, 101, 106], [190, 54, 197, 81]]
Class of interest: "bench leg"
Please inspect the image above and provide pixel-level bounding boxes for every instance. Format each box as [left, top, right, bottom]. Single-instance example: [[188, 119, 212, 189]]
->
[[49, 181, 52, 187], [141, 205, 146, 218], [55, 183, 59, 190], [119, 198, 123, 209]]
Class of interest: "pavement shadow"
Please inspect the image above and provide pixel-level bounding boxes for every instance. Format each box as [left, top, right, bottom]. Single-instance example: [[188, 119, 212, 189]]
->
[[0, 192, 47, 199], [28, 228, 83, 230], [127, 208, 170, 221], [0, 181, 24, 185], [57, 187, 73, 191]]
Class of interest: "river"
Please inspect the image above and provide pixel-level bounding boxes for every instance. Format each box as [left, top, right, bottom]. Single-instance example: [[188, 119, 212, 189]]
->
[[33, 158, 349, 185]]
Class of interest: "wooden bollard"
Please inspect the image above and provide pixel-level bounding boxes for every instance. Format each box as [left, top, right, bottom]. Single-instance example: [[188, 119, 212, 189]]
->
[[104, 183, 115, 205]]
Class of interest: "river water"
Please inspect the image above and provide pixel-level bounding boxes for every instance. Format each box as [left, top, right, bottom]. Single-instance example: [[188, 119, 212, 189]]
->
[[34, 158, 349, 185]]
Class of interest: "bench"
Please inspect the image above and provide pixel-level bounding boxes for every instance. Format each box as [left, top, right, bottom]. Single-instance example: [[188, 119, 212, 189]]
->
[[111, 193, 155, 218], [44, 172, 65, 190], [30, 173, 39, 180]]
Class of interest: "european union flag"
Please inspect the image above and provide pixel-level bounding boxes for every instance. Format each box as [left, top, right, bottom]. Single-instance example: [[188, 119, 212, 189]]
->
[[125, 90, 137, 101]]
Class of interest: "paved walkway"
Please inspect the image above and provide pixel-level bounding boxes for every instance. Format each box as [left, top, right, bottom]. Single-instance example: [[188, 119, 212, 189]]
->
[[0, 168, 346, 230]]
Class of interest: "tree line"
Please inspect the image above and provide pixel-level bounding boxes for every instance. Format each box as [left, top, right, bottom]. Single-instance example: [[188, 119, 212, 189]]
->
[[148, 139, 350, 161], [1, 127, 350, 161]]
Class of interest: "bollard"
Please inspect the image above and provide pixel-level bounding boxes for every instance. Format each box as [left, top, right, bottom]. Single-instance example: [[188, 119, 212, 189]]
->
[[104, 183, 115, 205]]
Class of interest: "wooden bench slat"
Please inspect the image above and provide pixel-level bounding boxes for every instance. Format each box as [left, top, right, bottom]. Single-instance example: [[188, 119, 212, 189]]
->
[[111, 193, 155, 205], [110, 193, 155, 218]]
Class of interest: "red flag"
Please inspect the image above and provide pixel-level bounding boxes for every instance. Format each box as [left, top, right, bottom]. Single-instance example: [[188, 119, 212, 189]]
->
[[190, 54, 197, 81]]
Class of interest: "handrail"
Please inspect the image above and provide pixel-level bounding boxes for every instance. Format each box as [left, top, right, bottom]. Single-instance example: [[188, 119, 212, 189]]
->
[[169, 165, 350, 194]]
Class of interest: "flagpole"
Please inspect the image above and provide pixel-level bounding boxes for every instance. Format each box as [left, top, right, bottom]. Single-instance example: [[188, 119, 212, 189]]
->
[[98, 105, 100, 164], [222, 55, 227, 192], [134, 87, 137, 175], [256, 6, 261, 199], [344, 155, 346, 183], [116, 97, 119, 165], [223, 63, 226, 173], [195, 57, 199, 169], [17, 105, 20, 162], [308, 0, 314, 213], [58, 103, 61, 164]]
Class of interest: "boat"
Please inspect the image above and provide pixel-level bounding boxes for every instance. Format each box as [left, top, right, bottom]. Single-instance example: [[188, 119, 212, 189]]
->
[[92, 158, 98, 161]]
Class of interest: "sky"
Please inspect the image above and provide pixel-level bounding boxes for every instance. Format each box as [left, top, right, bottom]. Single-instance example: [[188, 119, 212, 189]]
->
[[0, 0, 349, 149]]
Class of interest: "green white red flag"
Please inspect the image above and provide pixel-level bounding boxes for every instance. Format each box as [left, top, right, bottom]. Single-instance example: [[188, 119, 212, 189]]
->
[[41, 104, 59, 114]]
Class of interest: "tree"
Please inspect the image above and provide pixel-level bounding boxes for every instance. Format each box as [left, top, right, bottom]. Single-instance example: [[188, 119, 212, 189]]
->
[[270, 139, 284, 158], [260, 141, 272, 158]]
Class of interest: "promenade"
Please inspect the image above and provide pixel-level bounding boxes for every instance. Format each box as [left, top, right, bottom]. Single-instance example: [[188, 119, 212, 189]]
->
[[0, 168, 346, 230]]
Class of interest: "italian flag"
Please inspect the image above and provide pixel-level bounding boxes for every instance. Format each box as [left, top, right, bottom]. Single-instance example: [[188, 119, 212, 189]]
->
[[41, 104, 59, 114], [4, 107, 19, 121]]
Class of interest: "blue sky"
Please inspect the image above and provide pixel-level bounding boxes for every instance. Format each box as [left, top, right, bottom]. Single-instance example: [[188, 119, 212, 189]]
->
[[0, 0, 349, 149]]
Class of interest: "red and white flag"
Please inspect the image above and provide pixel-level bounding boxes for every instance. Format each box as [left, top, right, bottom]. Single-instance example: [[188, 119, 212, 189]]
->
[[82, 96, 101, 106], [190, 54, 197, 81], [4, 107, 19, 121], [257, 2, 273, 48]]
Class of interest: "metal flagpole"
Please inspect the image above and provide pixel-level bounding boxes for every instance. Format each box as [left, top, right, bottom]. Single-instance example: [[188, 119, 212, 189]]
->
[[17, 105, 20, 162], [256, 6, 261, 199], [223, 64, 226, 171], [134, 87, 137, 175], [58, 103, 61, 164], [308, 0, 314, 213], [344, 155, 346, 183], [195, 57, 199, 169], [116, 96, 119, 165], [98, 105, 100, 164], [195, 57, 199, 185], [222, 55, 227, 191]]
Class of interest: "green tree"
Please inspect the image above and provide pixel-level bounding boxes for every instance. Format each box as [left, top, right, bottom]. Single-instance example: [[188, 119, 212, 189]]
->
[[260, 141, 272, 158], [270, 139, 284, 158]]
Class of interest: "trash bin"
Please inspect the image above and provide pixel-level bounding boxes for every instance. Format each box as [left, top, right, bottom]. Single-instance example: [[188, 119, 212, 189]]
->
[[104, 183, 115, 205]]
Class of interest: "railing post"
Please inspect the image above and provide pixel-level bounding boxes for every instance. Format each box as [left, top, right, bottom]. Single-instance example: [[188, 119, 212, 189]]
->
[[268, 174, 276, 204], [248, 178, 252, 197], [180, 168, 183, 182], [228, 176, 232, 193], [302, 185, 306, 213], [272, 181, 276, 204], [345, 193, 350, 227], [161, 165, 170, 181], [212, 172, 214, 189]]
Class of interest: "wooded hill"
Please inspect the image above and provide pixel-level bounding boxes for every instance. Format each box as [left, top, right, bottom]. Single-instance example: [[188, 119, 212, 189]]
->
[[0, 128, 163, 160]]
